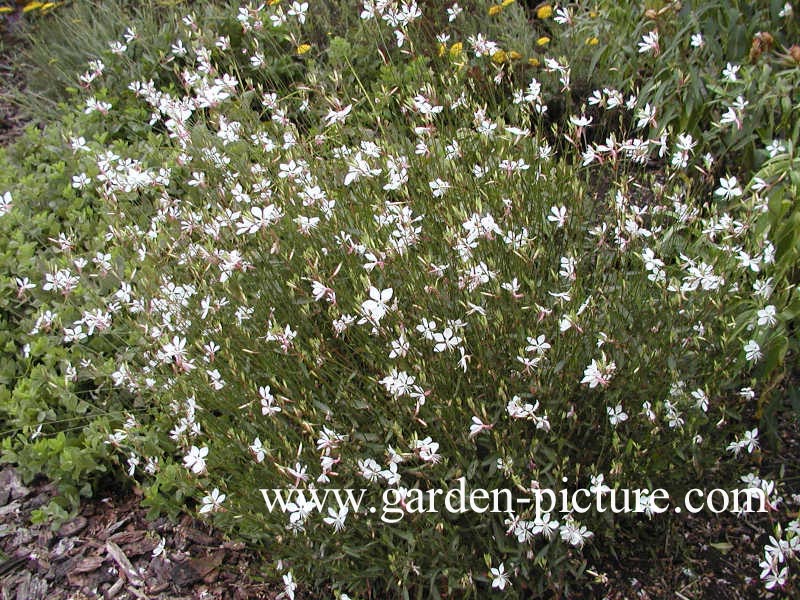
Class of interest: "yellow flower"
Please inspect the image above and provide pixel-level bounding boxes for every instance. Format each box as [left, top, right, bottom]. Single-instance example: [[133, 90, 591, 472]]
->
[[586, 36, 599, 46], [536, 4, 553, 19], [508, 50, 522, 60], [0, 6, 14, 13], [492, 50, 507, 64], [449, 42, 463, 57], [501, 0, 515, 6], [23, 1, 44, 12], [589, 10, 598, 18], [528, 57, 541, 67], [536, 36, 550, 46], [296, 44, 312, 55], [488, 4, 503, 16]]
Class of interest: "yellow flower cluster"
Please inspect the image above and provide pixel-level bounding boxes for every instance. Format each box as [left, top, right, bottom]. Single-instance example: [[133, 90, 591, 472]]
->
[[491, 49, 524, 64], [0, 1, 60, 13], [489, 0, 515, 16]]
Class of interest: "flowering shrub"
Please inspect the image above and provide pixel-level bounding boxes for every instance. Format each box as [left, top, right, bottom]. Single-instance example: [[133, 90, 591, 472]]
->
[[1, 0, 799, 597], [550, 0, 800, 169]]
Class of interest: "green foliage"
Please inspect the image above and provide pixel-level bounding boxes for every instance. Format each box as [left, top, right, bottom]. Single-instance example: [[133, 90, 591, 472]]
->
[[550, 0, 800, 171], [0, 115, 148, 509]]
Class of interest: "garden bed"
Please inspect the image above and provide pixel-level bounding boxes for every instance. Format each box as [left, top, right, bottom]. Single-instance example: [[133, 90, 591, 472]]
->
[[1, 1, 798, 598]]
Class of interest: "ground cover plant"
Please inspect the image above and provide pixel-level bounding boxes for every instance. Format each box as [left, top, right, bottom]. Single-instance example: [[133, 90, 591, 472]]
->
[[1, 0, 799, 597]]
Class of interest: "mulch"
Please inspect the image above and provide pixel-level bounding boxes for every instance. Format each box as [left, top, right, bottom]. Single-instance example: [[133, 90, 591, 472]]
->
[[0, 467, 278, 599]]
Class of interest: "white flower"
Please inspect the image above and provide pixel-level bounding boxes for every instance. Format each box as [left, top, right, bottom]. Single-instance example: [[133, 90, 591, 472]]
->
[[469, 416, 491, 438], [170, 40, 187, 57], [581, 358, 615, 388], [525, 335, 551, 355], [287, 1, 309, 24], [714, 176, 742, 201], [757, 305, 777, 327], [359, 458, 382, 482], [532, 512, 559, 539], [722, 62, 740, 82], [259, 386, 281, 416], [249, 437, 267, 462], [323, 104, 352, 127], [744, 339, 762, 363], [739, 387, 756, 400], [412, 95, 443, 116], [553, 6, 572, 25], [547, 205, 567, 227], [607, 404, 628, 426], [742, 428, 759, 453], [635, 103, 656, 129], [761, 564, 787, 590], [415, 437, 441, 463], [590, 474, 612, 496], [569, 115, 592, 128], [690, 33, 704, 48], [490, 562, 511, 590], [389, 335, 409, 359], [691, 389, 709, 412], [447, 3, 462, 21], [559, 518, 593, 548], [278, 571, 297, 600], [199, 488, 226, 514], [84, 97, 112, 115], [766, 139, 786, 158], [63, 325, 88, 343], [323, 506, 348, 532], [432, 327, 461, 352], [429, 178, 451, 197], [637, 30, 659, 55], [361, 286, 393, 324], [183, 445, 209, 474], [0, 191, 13, 216]]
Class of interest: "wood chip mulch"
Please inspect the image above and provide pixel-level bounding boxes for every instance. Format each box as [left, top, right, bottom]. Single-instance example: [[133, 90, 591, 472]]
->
[[0, 467, 278, 600]]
